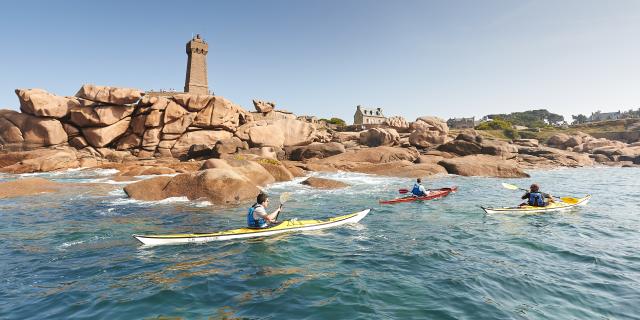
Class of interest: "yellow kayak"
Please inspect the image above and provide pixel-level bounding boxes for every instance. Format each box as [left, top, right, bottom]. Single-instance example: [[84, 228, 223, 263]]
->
[[481, 195, 591, 214], [133, 209, 370, 246]]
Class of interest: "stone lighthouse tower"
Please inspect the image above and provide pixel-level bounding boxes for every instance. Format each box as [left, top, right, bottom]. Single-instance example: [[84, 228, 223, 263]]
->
[[184, 34, 209, 95]]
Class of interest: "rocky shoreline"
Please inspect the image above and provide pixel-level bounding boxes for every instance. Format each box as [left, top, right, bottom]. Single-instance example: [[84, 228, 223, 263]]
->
[[1, 84, 639, 204]]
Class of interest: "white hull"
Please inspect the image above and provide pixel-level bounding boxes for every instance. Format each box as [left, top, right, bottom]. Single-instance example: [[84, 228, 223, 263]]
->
[[482, 196, 591, 214], [133, 209, 370, 246]]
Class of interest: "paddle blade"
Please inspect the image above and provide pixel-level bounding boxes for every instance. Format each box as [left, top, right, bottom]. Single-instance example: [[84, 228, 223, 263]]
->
[[501, 183, 520, 190], [399, 189, 409, 194], [560, 197, 579, 204], [279, 192, 291, 204]]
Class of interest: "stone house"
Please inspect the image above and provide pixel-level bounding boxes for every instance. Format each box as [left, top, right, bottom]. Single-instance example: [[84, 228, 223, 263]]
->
[[446, 117, 476, 129], [354, 105, 386, 125], [589, 111, 621, 122]]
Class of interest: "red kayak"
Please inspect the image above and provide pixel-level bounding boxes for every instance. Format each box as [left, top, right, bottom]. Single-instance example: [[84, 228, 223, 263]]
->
[[379, 187, 458, 204]]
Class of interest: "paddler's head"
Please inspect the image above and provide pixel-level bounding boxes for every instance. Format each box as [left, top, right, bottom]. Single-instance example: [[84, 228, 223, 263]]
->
[[257, 193, 270, 207], [417, 178, 422, 184], [530, 184, 540, 192]]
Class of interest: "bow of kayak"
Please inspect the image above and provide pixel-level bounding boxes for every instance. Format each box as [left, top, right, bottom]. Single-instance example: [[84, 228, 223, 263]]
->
[[481, 195, 591, 214], [133, 209, 370, 246], [379, 187, 457, 204]]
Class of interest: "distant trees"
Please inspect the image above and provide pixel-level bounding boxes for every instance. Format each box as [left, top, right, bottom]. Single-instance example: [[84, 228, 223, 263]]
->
[[484, 109, 564, 128], [475, 117, 512, 130], [571, 114, 588, 125], [320, 117, 346, 126]]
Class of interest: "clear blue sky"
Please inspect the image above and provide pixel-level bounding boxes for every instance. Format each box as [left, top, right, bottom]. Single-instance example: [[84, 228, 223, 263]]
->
[[1, 0, 639, 123]]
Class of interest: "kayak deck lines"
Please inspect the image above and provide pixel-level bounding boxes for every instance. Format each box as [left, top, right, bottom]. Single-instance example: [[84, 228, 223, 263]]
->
[[481, 195, 591, 214], [133, 208, 370, 246]]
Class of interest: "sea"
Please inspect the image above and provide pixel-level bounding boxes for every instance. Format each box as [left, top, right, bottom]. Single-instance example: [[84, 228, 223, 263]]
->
[[0, 167, 638, 319]]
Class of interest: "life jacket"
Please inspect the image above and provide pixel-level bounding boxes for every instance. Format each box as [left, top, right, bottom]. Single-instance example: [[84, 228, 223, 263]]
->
[[528, 192, 545, 207], [411, 183, 425, 196], [247, 204, 267, 228]]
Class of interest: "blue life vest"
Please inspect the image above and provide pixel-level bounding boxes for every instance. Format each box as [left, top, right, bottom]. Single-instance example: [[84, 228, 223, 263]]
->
[[247, 204, 267, 228], [411, 183, 425, 196], [528, 192, 545, 207]]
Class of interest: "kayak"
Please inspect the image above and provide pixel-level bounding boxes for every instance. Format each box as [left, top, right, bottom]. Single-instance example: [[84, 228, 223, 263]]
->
[[133, 209, 370, 246], [379, 187, 458, 204], [481, 195, 591, 214]]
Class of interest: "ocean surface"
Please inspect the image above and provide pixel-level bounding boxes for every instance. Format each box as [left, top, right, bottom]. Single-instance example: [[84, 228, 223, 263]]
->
[[0, 167, 639, 319]]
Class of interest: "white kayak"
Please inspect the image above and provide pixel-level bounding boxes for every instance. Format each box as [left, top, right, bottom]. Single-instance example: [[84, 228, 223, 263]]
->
[[133, 209, 370, 246], [481, 195, 591, 214]]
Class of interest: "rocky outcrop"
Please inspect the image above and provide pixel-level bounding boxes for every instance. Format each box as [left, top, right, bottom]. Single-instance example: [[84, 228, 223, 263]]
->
[[124, 158, 282, 204], [69, 104, 135, 127], [171, 130, 234, 158], [0, 148, 79, 174], [517, 146, 593, 168], [409, 116, 450, 148], [438, 135, 517, 159], [235, 119, 317, 148], [0, 110, 68, 147], [359, 128, 399, 147], [384, 116, 409, 128], [286, 142, 346, 161], [191, 96, 252, 131], [317, 146, 420, 165], [82, 117, 131, 148], [253, 99, 275, 113], [301, 177, 348, 189], [15, 89, 88, 118], [75, 84, 143, 105], [438, 155, 529, 178]]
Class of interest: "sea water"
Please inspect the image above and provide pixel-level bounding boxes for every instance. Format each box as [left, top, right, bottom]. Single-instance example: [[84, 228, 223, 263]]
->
[[0, 167, 639, 319]]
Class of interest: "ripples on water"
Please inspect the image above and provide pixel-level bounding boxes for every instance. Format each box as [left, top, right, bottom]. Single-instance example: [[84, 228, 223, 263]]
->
[[0, 167, 639, 319]]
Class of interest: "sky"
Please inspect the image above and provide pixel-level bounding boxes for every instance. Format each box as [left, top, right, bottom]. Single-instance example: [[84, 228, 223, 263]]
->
[[1, 0, 639, 124]]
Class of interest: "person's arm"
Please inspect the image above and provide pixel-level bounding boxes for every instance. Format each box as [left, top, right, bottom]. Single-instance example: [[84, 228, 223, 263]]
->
[[521, 192, 530, 200], [544, 192, 555, 202], [267, 207, 281, 222]]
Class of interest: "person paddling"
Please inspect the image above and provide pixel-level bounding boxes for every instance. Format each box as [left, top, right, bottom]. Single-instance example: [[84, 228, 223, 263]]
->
[[411, 178, 430, 197], [520, 184, 554, 207], [247, 193, 282, 228]]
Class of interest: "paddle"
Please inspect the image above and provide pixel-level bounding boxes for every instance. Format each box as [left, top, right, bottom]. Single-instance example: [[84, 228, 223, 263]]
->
[[501, 183, 579, 204], [275, 192, 291, 221]]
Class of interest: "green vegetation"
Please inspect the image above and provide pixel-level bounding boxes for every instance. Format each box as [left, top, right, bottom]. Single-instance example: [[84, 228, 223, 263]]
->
[[571, 114, 588, 125], [320, 117, 346, 126], [475, 118, 513, 130], [503, 127, 520, 139], [485, 109, 564, 128]]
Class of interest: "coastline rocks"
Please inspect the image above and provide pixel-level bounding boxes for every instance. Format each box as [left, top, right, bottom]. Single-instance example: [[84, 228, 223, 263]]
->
[[332, 132, 360, 143], [82, 117, 131, 148], [69, 104, 135, 127], [513, 139, 539, 147], [253, 99, 275, 113], [124, 158, 283, 204], [285, 142, 346, 161], [517, 146, 594, 168], [342, 160, 447, 177], [359, 128, 400, 147], [171, 130, 233, 158], [192, 96, 252, 131], [438, 155, 529, 178], [257, 160, 294, 182], [301, 177, 348, 189], [235, 119, 317, 148], [0, 148, 79, 174], [15, 89, 84, 118], [384, 116, 409, 128], [409, 127, 449, 148], [408, 116, 450, 148], [75, 84, 143, 105], [318, 146, 420, 165], [0, 110, 67, 147]]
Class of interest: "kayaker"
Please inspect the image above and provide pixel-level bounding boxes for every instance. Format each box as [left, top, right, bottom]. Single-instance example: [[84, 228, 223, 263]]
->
[[520, 184, 554, 207], [247, 193, 282, 228], [411, 178, 430, 197]]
